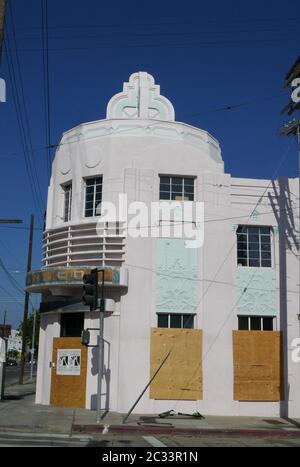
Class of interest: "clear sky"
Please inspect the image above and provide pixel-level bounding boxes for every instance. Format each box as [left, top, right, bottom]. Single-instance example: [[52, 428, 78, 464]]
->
[[0, 0, 299, 328]]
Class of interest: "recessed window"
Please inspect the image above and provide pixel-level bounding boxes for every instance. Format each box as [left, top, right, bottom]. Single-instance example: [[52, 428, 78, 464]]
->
[[263, 317, 274, 331], [250, 317, 261, 331], [63, 183, 72, 222], [238, 316, 249, 331], [238, 316, 274, 331], [60, 313, 84, 337], [237, 225, 272, 267], [159, 176, 195, 201], [157, 313, 194, 329], [84, 177, 102, 217]]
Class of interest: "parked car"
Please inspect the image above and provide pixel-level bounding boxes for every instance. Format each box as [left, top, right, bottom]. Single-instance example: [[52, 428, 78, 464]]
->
[[6, 359, 17, 366]]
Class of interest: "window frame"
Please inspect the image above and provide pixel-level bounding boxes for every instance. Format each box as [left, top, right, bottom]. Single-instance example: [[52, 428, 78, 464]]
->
[[83, 176, 103, 218], [237, 225, 272, 268], [62, 182, 72, 223], [157, 313, 195, 329], [159, 175, 196, 201], [237, 315, 275, 331]]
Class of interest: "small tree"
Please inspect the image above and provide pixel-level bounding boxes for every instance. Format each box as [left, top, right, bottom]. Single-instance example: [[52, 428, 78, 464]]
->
[[18, 310, 40, 354]]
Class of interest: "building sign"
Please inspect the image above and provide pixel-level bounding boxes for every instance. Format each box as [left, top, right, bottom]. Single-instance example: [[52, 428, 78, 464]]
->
[[26, 267, 124, 288], [56, 349, 81, 376]]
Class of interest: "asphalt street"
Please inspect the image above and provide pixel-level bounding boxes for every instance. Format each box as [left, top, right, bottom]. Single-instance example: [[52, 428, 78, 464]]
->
[[4, 366, 36, 387], [1, 432, 300, 447]]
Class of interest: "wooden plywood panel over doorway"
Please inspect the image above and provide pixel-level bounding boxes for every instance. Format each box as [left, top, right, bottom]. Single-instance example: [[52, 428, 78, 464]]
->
[[150, 328, 202, 401], [50, 337, 88, 409], [233, 331, 283, 401]]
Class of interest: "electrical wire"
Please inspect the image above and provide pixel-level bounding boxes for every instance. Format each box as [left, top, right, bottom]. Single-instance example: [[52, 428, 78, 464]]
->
[[15, 36, 299, 52], [11, 27, 298, 42], [8, 3, 45, 215], [150, 142, 293, 410], [4, 16, 300, 31], [41, 0, 50, 178], [0, 202, 298, 233], [0, 258, 25, 295], [42, 0, 51, 179], [4, 10, 44, 225], [0, 90, 290, 160], [0, 238, 26, 269]]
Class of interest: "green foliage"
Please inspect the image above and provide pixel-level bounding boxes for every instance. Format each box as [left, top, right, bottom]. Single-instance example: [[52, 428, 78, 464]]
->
[[18, 311, 40, 351]]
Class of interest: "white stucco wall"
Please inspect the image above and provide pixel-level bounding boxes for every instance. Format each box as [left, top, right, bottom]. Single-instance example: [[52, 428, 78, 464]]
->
[[36, 313, 60, 405], [35, 72, 300, 417]]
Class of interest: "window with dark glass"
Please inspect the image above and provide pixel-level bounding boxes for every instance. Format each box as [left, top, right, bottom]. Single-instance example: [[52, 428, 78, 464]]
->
[[157, 313, 194, 329], [159, 176, 195, 201], [250, 317, 261, 331], [238, 315, 274, 331], [238, 316, 249, 331], [237, 225, 272, 267], [84, 177, 102, 217], [157, 314, 169, 328], [263, 317, 274, 331], [63, 183, 72, 222], [60, 313, 84, 337]]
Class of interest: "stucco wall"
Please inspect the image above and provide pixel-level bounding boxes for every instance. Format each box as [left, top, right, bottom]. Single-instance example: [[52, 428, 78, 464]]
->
[[35, 73, 300, 417]]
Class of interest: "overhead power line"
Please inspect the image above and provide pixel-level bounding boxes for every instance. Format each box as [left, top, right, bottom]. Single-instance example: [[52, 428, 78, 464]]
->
[[0, 258, 24, 295], [41, 0, 51, 179], [0, 90, 289, 160], [4, 4, 44, 225], [14, 36, 299, 52], [9, 26, 298, 41], [2, 16, 300, 31]]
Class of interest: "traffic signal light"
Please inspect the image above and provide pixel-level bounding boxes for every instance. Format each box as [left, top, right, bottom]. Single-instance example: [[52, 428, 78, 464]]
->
[[82, 268, 98, 311], [81, 329, 90, 346]]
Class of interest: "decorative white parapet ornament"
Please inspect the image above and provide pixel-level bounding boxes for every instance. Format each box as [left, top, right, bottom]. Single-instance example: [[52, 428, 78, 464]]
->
[[106, 71, 175, 121]]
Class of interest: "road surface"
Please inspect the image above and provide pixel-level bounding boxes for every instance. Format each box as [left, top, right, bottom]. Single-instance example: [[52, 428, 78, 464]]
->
[[0, 432, 300, 447], [4, 365, 36, 387]]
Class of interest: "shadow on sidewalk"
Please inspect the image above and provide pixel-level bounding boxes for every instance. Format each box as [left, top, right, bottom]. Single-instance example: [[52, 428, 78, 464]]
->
[[1, 391, 36, 401]]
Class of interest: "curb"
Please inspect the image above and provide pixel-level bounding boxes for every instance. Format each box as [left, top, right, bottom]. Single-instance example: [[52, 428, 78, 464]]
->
[[72, 424, 300, 438]]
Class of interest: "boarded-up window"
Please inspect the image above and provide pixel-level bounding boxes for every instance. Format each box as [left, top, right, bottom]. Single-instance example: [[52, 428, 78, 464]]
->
[[150, 328, 202, 401], [233, 331, 282, 401]]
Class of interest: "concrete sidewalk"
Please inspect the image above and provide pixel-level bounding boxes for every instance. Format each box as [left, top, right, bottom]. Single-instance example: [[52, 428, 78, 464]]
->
[[1, 381, 300, 438]]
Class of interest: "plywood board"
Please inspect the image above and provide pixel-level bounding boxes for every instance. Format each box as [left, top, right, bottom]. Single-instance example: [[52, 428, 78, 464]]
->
[[150, 328, 202, 400], [233, 331, 282, 401], [50, 337, 88, 408]]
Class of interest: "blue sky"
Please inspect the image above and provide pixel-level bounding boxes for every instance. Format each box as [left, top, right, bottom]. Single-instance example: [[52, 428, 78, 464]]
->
[[0, 0, 299, 327]]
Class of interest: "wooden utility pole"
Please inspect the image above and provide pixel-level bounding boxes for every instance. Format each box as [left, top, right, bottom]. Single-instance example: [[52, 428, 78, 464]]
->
[[0, 217, 23, 399], [0, 0, 6, 64], [19, 214, 34, 385]]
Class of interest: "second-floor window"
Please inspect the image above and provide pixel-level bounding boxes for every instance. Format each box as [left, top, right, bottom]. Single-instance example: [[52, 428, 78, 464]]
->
[[237, 225, 272, 268], [159, 176, 195, 201], [63, 183, 72, 222], [84, 177, 102, 217]]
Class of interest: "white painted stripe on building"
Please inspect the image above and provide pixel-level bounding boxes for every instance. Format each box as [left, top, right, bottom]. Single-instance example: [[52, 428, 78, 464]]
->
[[143, 436, 167, 448]]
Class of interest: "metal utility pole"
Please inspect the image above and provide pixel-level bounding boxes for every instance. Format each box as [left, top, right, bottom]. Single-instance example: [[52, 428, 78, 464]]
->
[[96, 269, 105, 424], [0, 0, 6, 64], [19, 214, 34, 385]]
